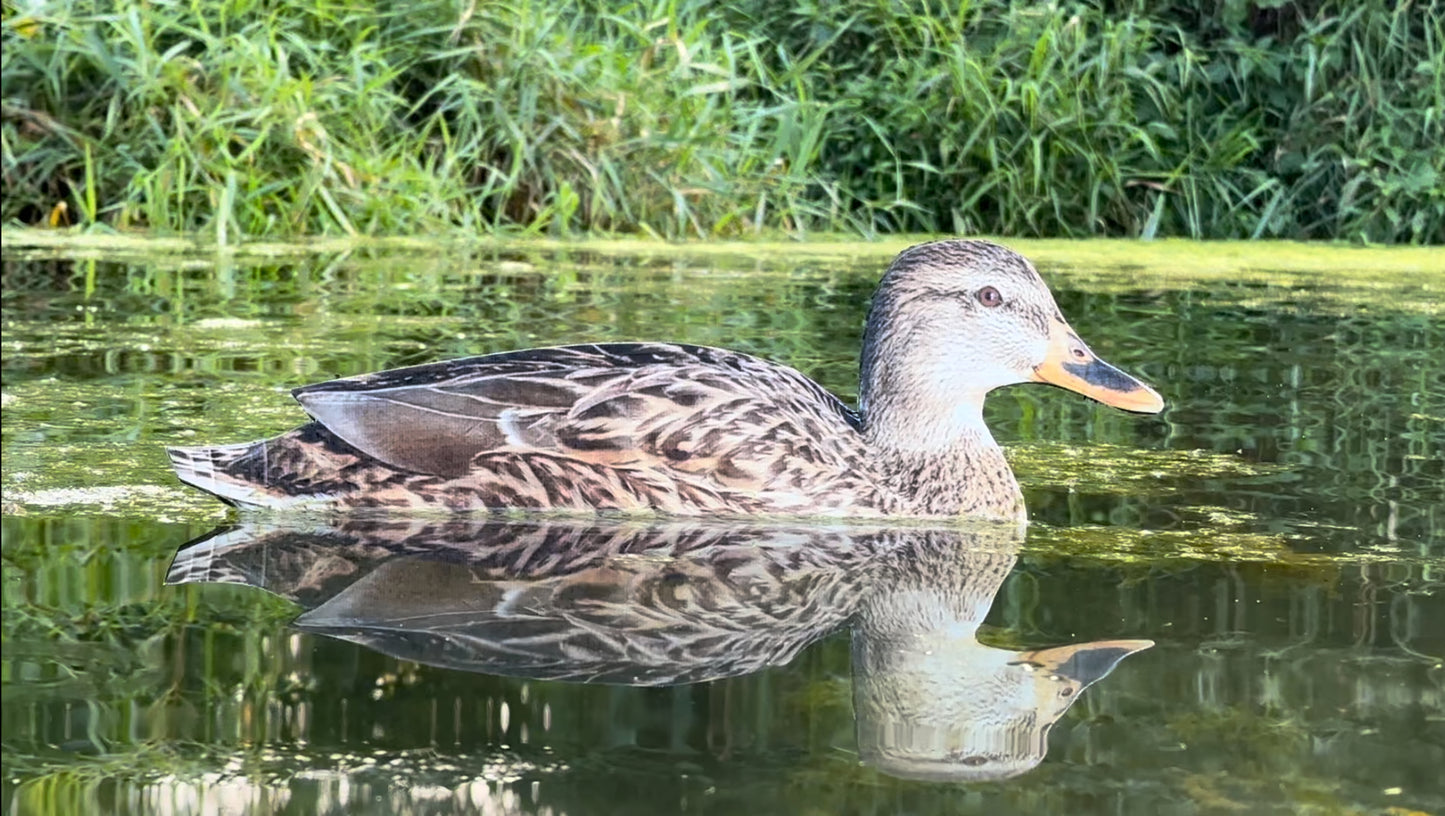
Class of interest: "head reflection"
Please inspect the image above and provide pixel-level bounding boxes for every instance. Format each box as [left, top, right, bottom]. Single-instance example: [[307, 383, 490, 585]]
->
[[850, 532, 1151, 781], [169, 517, 1149, 782]]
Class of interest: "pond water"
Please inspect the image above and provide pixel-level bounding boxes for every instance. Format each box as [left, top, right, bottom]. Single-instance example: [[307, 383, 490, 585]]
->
[[2, 237, 1441, 815]]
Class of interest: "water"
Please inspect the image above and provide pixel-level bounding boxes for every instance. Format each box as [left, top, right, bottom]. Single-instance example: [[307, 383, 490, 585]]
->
[[2, 239, 1441, 814]]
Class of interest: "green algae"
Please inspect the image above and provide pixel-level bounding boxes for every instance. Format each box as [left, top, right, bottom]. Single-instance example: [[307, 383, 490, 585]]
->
[[1009, 442, 1284, 495], [5, 228, 1439, 276]]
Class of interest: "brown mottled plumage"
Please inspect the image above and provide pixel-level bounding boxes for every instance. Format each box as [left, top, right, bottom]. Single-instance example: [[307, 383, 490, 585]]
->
[[168, 240, 1164, 520]]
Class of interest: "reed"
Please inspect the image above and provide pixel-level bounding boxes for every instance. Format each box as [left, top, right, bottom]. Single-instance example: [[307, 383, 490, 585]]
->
[[2, 0, 1440, 242]]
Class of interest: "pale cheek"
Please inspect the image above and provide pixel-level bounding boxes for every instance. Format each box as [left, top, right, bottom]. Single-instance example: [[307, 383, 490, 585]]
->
[[1004, 331, 1050, 373], [930, 329, 1038, 390], [918, 354, 1019, 403], [901, 312, 1044, 395]]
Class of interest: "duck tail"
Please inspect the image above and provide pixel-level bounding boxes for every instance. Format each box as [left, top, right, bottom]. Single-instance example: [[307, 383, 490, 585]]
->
[[167, 440, 290, 509]]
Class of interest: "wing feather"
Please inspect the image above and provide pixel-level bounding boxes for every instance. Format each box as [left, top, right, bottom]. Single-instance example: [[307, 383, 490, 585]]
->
[[292, 344, 862, 485]]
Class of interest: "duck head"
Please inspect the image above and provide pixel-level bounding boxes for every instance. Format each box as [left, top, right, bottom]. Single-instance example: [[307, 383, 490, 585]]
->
[[859, 240, 1164, 447]]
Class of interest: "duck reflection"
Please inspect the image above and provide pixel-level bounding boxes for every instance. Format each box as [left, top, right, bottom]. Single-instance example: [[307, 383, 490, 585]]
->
[[168, 517, 1149, 781]]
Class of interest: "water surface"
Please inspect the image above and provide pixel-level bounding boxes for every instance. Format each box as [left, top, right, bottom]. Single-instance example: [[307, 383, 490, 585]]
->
[[2, 238, 1441, 814]]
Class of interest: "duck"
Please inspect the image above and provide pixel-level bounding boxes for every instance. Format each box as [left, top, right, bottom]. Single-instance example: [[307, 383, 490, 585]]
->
[[167, 239, 1164, 521]]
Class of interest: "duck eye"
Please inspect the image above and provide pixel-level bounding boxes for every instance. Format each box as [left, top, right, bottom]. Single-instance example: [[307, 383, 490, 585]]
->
[[976, 286, 1003, 307]]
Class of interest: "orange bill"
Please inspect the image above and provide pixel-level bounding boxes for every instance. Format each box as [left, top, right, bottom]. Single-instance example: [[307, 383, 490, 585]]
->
[[1032, 324, 1165, 413]]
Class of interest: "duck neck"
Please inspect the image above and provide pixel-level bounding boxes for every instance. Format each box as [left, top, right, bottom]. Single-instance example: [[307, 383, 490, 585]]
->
[[863, 397, 1025, 521]]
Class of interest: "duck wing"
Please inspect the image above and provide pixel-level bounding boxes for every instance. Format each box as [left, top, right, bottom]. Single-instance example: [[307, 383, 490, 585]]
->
[[292, 343, 862, 479]]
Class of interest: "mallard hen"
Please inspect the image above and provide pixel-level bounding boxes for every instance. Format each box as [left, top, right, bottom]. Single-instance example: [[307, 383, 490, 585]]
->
[[168, 239, 1163, 520]]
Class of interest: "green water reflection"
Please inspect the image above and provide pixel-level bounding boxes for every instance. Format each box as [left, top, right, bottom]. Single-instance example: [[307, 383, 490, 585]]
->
[[2, 241, 1441, 814]]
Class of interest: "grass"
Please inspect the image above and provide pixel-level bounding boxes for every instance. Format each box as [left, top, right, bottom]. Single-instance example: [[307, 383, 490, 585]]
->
[[2, 0, 1441, 243]]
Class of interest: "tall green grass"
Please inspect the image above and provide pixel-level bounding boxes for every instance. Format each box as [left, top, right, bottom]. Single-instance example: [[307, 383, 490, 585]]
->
[[2, 0, 1441, 242]]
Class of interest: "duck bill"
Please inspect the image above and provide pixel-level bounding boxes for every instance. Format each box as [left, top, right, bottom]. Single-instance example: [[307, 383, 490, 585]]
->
[[1032, 325, 1165, 414]]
